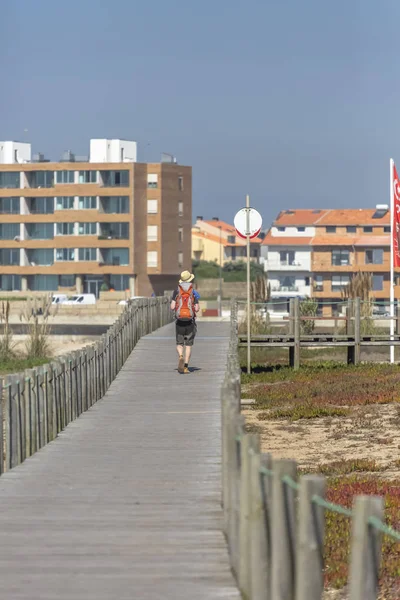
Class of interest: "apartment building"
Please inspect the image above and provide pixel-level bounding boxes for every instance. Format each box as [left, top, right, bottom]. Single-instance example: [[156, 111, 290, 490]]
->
[[192, 217, 261, 264], [262, 207, 394, 315], [0, 140, 192, 297]]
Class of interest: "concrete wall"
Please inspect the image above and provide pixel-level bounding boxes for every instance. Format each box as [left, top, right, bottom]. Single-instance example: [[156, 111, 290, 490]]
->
[[195, 278, 248, 299]]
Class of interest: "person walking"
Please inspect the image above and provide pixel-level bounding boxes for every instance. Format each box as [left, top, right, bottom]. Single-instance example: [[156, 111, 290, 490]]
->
[[170, 270, 200, 374]]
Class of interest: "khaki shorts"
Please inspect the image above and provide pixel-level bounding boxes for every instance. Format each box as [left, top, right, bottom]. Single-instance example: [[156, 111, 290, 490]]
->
[[176, 321, 197, 346]]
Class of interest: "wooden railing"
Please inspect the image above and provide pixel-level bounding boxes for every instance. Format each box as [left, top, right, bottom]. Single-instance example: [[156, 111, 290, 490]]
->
[[239, 297, 400, 368], [0, 297, 173, 474], [222, 301, 400, 600]]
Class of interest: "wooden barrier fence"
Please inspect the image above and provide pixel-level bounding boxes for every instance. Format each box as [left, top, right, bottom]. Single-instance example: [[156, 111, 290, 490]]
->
[[222, 301, 400, 600], [0, 297, 172, 474]]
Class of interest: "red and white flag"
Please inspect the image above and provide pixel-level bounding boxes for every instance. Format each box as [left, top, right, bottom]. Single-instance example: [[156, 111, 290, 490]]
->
[[392, 162, 400, 268]]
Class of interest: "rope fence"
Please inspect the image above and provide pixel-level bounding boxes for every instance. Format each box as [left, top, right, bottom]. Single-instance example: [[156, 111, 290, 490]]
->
[[0, 297, 173, 474], [221, 300, 400, 600]]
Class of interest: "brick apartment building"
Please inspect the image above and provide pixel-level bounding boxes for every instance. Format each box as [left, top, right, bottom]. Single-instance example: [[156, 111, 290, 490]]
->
[[262, 207, 395, 316], [0, 139, 192, 297]]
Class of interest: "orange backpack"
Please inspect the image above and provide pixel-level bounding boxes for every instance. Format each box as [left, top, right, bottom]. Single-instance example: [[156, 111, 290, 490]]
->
[[175, 283, 195, 321]]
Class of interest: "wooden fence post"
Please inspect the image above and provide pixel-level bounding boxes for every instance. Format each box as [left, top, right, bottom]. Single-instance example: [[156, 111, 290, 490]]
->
[[347, 298, 355, 364], [239, 432, 260, 597], [354, 297, 361, 365], [271, 459, 298, 600], [349, 495, 384, 600], [295, 475, 326, 600], [230, 413, 246, 577], [289, 298, 300, 370], [250, 452, 273, 600], [0, 379, 3, 475]]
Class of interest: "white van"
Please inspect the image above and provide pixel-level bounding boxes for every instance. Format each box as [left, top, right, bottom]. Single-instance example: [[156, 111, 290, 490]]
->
[[63, 294, 97, 305], [52, 294, 68, 305]]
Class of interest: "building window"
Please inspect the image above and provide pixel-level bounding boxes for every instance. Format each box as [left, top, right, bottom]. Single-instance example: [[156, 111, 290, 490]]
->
[[278, 276, 296, 291], [56, 248, 75, 261], [297, 227, 305, 232], [0, 274, 21, 291], [27, 249, 54, 266], [29, 171, 54, 188], [227, 235, 236, 244], [78, 248, 97, 261], [78, 222, 97, 235], [147, 199, 158, 214], [0, 223, 20, 240], [372, 275, 384, 291], [101, 196, 128, 214], [277, 226, 285, 232], [147, 251, 158, 267], [56, 223, 74, 236], [99, 223, 129, 239], [55, 196, 74, 210], [280, 250, 295, 266], [59, 275, 75, 287], [147, 174, 158, 189], [314, 275, 323, 291], [347, 226, 356, 233], [178, 201, 183, 217], [0, 172, 20, 188], [332, 249, 350, 266], [178, 227, 183, 243], [79, 170, 97, 184], [331, 274, 350, 289], [101, 248, 129, 266], [0, 249, 19, 265], [28, 275, 58, 291], [178, 251, 183, 267], [0, 197, 19, 214], [384, 226, 390, 233], [147, 225, 158, 242], [30, 197, 54, 214], [101, 170, 129, 186], [363, 226, 373, 233], [110, 275, 129, 291], [78, 196, 97, 210], [305, 276, 310, 286], [56, 170, 75, 184], [365, 249, 383, 265], [178, 176, 183, 191], [26, 223, 53, 240], [326, 226, 336, 233]]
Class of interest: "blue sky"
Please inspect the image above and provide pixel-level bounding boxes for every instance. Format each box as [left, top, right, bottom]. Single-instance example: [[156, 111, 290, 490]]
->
[[2, 0, 400, 227]]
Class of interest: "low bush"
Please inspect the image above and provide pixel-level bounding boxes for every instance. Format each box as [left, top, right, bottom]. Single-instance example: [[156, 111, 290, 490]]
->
[[324, 477, 400, 593]]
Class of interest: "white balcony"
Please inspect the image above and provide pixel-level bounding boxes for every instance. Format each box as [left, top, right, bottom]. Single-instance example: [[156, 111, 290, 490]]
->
[[265, 258, 311, 271]]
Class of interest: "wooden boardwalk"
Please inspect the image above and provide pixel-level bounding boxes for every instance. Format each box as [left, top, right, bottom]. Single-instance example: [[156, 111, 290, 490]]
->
[[0, 322, 240, 600]]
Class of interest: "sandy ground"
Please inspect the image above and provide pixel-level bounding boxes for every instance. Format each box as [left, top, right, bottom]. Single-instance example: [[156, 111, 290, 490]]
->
[[243, 403, 400, 476], [13, 336, 98, 359]]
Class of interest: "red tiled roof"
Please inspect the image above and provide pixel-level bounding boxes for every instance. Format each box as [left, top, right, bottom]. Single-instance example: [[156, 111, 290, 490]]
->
[[317, 209, 390, 226], [274, 209, 328, 226], [192, 229, 262, 247], [202, 220, 236, 233], [273, 208, 390, 227]]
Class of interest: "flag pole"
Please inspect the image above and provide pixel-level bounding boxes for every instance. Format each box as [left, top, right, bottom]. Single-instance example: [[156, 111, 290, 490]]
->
[[390, 158, 395, 364]]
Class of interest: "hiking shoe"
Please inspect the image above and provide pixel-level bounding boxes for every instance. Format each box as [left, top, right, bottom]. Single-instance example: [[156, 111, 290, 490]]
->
[[183, 366, 190, 374], [178, 355, 184, 373]]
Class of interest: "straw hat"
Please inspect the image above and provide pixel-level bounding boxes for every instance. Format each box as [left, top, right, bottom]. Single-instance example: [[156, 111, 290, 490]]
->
[[179, 270, 195, 283]]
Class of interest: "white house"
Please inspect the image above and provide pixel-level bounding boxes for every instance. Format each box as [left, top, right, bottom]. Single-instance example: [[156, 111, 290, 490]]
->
[[260, 209, 328, 313]]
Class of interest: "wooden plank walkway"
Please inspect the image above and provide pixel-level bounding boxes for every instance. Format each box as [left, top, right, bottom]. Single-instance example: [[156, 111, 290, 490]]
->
[[0, 322, 240, 600]]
